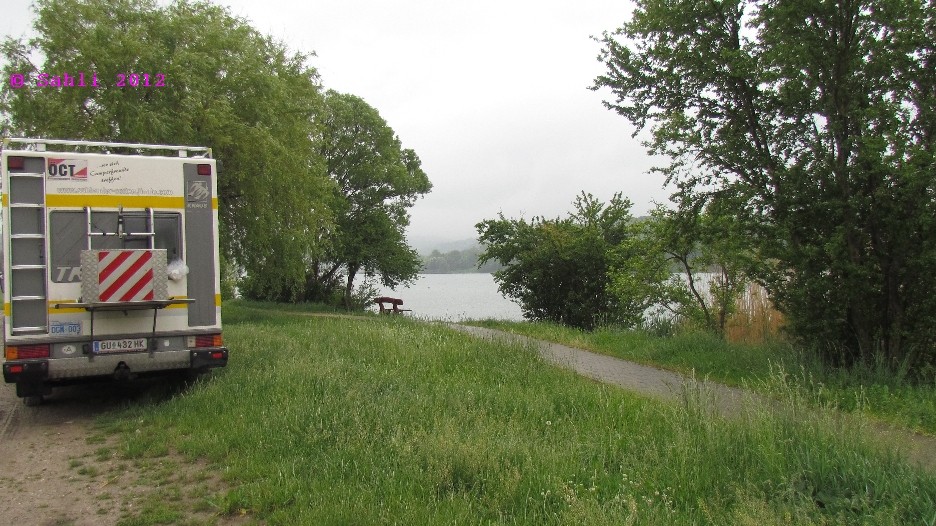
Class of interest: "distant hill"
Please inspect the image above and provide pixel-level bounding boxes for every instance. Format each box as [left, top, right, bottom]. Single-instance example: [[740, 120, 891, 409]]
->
[[421, 244, 503, 274], [407, 236, 478, 255]]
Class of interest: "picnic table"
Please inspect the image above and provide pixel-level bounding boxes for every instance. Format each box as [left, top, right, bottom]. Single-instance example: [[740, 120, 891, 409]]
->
[[374, 296, 411, 314]]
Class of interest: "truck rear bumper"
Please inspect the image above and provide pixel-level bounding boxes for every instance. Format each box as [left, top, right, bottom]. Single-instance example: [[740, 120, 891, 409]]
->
[[190, 347, 228, 370], [3, 348, 228, 397]]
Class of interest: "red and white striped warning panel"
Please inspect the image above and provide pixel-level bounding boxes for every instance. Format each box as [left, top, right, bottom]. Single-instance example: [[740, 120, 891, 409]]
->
[[98, 250, 154, 302], [80, 249, 169, 303]]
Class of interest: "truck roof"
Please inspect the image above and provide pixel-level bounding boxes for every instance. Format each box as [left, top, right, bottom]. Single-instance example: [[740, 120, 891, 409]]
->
[[2, 137, 212, 159]]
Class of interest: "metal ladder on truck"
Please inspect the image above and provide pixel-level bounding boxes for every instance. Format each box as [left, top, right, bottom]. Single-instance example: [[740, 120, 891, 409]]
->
[[7, 161, 48, 335]]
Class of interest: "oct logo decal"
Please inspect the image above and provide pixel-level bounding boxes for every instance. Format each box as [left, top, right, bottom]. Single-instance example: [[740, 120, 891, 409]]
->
[[47, 159, 88, 179]]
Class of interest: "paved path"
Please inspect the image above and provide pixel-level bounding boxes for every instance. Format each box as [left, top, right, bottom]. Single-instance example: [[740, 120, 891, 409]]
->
[[451, 324, 746, 407], [450, 324, 936, 474]]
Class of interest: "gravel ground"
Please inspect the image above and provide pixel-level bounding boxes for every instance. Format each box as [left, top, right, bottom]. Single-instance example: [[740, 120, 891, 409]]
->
[[0, 378, 242, 525]]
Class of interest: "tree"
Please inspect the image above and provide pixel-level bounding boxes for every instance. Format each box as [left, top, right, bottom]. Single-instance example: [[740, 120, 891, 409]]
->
[[477, 193, 634, 329], [595, 0, 936, 368], [310, 90, 431, 308], [1, 0, 332, 302], [611, 192, 749, 337], [606, 215, 678, 330]]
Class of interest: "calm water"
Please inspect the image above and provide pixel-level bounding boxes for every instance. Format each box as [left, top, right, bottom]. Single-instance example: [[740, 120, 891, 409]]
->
[[376, 272, 726, 323], [378, 273, 524, 321]]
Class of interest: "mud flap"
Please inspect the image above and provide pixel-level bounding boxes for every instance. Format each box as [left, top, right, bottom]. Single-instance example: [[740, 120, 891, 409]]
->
[[3, 361, 50, 399]]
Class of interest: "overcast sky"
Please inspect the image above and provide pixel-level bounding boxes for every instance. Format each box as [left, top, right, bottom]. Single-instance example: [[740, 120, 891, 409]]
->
[[3, 0, 670, 250]]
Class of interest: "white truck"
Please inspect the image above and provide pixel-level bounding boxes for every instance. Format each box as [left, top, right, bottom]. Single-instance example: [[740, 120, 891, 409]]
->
[[1, 138, 228, 404]]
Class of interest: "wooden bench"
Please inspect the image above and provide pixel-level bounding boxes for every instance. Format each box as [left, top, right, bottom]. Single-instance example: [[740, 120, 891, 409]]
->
[[374, 296, 411, 314]]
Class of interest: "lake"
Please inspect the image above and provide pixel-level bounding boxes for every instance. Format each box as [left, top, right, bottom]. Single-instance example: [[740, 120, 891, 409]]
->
[[376, 272, 729, 324], [377, 273, 524, 322]]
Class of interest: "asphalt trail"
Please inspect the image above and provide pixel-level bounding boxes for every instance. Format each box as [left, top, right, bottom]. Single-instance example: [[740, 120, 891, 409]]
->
[[450, 324, 936, 474]]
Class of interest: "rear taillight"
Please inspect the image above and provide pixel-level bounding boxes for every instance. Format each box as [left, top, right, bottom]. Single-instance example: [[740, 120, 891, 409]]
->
[[187, 334, 223, 348], [197, 163, 212, 176], [6, 344, 51, 360], [7, 156, 25, 170]]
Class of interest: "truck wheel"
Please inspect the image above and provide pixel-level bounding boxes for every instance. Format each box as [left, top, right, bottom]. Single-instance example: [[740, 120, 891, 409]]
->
[[23, 395, 44, 407]]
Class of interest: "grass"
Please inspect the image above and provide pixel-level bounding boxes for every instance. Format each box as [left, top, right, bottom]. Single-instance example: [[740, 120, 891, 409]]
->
[[468, 319, 936, 436], [468, 319, 788, 384], [724, 282, 786, 344], [93, 301, 936, 525]]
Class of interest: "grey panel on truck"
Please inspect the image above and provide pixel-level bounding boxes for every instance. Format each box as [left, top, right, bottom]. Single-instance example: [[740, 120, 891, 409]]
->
[[183, 163, 216, 326]]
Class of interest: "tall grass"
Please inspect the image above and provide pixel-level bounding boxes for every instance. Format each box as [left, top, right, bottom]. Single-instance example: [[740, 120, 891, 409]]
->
[[473, 318, 936, 436], [724, 283, 936, 433], [473, 319, 788, 385], [100, 303, 935, 524], [725, 283, 785, 344]]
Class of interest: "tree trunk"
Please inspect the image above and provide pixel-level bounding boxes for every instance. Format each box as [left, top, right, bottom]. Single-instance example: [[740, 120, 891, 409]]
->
[[681, 257, 713, 332], [344, 263, 359, 311]]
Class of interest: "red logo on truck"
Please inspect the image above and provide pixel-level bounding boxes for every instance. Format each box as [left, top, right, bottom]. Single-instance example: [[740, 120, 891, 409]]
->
[[47, 158, 88, 179]]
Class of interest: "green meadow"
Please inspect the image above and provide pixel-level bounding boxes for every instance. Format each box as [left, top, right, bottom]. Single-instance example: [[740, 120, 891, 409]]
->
[[470, 320, 936, 436], [99, 303, 935, 525]]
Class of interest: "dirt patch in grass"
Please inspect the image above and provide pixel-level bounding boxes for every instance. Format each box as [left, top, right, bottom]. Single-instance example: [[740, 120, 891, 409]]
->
[[0, 380, 254, 525]]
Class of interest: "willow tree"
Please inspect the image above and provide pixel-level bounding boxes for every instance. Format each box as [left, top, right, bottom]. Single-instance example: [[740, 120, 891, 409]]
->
[[595, 0, 936, 368], [1, 0, 332, 301], [313, 91, 431, 308]]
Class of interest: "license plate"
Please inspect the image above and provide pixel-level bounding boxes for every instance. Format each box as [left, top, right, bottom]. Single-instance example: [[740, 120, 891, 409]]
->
[[93, 338, 148, 354]]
